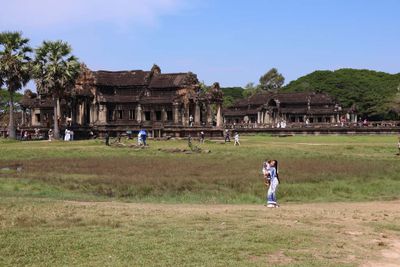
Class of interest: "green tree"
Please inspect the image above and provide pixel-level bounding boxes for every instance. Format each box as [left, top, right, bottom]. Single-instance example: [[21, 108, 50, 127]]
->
[[242, 82, 262, 98], [282, 69, 400, 120], [0, 31, 32, 139], [33, 40, 81, 139], [259, 68, 285, 91]]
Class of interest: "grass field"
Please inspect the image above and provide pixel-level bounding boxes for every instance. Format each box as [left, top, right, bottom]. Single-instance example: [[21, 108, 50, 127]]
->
[[1, 135, 400, 266]]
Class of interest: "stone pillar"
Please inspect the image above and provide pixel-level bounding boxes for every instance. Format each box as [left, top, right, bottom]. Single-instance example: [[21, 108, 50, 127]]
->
[[173, 103, 179, 124], [216, 103, 222, 127], [83, 102, 87, 125], [264, 112, 270, 124], [136, 104, 142, 122], [78, 103, 84, 125], [257, 112, 261, 124], [194, 102, 201, 125], [354, 114, 357, 123], [31, 109, 36, 126], [161, 107, 167, 122], [150, 109, 155, 122], [21, 108, 26, 126], [182, 103, 189, 126], [206, 104, 212, 125], [98, 104, 107, 123], [89, 104, 95, 124]]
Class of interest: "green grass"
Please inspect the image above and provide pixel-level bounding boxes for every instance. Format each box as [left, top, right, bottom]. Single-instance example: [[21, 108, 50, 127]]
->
[[1, 135, 400, 266], [1, 135, 400, 203]]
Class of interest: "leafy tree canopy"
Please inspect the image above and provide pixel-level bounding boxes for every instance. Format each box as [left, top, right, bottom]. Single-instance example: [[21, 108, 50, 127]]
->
[[259, 68, 285, 91], [281, 69, 400, 120]]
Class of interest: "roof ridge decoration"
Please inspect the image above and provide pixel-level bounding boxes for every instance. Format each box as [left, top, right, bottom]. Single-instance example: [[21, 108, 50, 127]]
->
[[144, 64, 161, 84]]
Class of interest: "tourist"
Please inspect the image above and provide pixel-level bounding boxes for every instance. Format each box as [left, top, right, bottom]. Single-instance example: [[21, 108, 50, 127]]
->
[[138, 131, 143, 146], [139, 129, 147, 146], [23, 131, 28, 141], [224, 129, 230, 143], [105, 132, 110, 146], [48, 129, 53, 141], [266, 160, 279, 208], [188, 134, 192, 149], [200, 131, 205, 144], [234, 132, 240, 146], [189, 115, 194, 127], [64, 129, 71, 141]]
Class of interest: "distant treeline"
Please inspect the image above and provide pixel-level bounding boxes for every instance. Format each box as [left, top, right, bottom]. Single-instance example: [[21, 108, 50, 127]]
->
[[222, 69, 400, 120]]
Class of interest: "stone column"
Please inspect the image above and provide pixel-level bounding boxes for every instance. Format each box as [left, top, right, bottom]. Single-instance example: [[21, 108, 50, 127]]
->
[[194, 102, 201, 125], [173, 103, 179, 124], [21, 108, 26, 126], [150, 109, 155, 122], [257, 112, 261, 124], [206, 104, 212, 125], [161, 107, 167, 122], [182, 103, 189, 126], [216, 103, 222, 127], [264, 112, 270, 124], [78, 103, 84, 125], [98, 104, 107, 123], [31, 109, 36, 126], [260, 111, 264, 124], [136, 104, 142, 122]]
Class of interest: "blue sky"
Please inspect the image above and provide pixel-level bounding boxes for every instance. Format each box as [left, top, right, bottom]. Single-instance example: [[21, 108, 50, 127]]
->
[[1, 0, 399, 88]]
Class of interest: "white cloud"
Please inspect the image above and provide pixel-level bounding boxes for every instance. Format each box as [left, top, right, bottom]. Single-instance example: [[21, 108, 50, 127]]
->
[[0, 0, 186, 29]]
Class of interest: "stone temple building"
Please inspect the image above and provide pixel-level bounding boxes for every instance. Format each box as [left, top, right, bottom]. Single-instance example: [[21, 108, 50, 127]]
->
[[223, 91, 357, 126], [20, 64, 224, 137]]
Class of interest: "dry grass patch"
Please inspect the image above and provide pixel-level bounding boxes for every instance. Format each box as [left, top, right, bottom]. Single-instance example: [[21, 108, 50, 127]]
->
[[1, 198, 400, 266]]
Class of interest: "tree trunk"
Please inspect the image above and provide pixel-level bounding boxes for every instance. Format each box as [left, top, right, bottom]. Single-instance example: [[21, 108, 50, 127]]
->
[[53, 97, 60, 139], [8, 91, 16, 139]]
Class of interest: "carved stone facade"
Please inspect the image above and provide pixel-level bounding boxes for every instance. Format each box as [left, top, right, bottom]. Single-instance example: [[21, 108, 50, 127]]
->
[[224, 92, 357, 126], [20, 65, 223, 137]]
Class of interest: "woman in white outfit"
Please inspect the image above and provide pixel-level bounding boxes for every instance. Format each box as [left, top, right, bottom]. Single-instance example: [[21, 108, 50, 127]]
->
[[266, 160, 279, 208]]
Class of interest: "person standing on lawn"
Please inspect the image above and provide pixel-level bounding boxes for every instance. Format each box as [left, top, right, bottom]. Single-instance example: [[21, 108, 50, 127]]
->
[[105, 132, 110, 146], [266, 160, 279, 208], [234, 132, 240, 146]]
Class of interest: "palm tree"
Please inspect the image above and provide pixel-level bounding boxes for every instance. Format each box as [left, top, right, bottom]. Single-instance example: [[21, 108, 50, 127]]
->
[[33, 41, 80, 139], [0, 31, 32, 139]]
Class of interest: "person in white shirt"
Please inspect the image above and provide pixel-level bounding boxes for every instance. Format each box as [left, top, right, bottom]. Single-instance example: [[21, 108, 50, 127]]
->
[[234, 132, 240, 146]]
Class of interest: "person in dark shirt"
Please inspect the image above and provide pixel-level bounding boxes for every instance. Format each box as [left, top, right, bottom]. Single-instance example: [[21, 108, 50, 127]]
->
[[105, 132, 110, 146]]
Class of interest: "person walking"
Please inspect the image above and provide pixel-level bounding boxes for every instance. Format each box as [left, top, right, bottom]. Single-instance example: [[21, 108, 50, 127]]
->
[[105, 132, 110, 146], [224, 129, 230, 143], [234, 132, 240, 146], [200, 131, 205, 144], [266, 160, 279, 208], [48, 129, 53, 142]]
